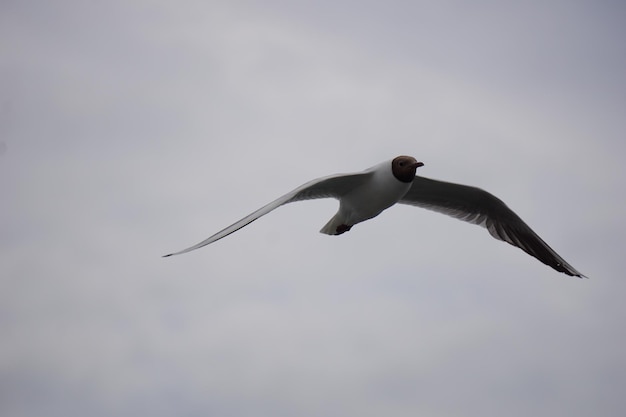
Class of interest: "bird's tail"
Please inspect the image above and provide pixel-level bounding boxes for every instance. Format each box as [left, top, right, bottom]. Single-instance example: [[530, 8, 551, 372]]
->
[[320, 213, 352, 235]]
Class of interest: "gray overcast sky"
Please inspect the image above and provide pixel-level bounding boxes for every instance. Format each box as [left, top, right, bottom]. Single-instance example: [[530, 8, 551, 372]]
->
[[2, 1, 625, 416]]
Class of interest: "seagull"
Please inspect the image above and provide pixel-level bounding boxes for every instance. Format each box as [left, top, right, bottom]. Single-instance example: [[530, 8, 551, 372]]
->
[[164, 156, 585, 277]]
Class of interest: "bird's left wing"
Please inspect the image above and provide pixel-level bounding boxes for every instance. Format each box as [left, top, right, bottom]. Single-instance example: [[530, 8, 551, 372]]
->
[[163, 171, 373, 257], [399, 176, 585, 277]]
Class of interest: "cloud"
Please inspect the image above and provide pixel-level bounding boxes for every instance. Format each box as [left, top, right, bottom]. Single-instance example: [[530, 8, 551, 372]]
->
[[1, 1, 625, 417]]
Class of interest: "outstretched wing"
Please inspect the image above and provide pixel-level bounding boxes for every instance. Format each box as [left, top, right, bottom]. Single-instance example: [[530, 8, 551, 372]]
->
[[399, 176, 585, 277], [163, 171, 374, 257]]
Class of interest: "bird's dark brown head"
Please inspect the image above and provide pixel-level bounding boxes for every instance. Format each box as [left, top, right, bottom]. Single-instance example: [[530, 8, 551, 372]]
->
[[391, 155, 424, 183]]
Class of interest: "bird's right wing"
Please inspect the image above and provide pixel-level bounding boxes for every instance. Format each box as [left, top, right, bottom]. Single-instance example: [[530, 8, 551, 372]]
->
[[399, 175, 585, 277], [163, 171, 374, 257]]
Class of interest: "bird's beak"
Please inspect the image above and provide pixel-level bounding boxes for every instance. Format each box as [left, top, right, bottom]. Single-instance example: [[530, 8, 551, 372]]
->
[[412, 161, 424, 168]]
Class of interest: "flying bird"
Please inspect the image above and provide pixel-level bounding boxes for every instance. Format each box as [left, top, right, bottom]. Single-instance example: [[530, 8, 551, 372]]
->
[[164, 156, 585, 277]]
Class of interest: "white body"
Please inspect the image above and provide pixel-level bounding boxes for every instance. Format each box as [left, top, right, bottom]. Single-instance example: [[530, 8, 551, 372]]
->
[[320, 159, 412, 234]]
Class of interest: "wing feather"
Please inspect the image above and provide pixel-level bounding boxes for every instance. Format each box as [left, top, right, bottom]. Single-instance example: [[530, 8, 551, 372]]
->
[[163, 171, 373, 256], [399, 176, 585, 277]]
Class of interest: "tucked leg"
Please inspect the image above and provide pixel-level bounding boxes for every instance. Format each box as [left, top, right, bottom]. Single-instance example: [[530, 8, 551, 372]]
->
[[335, 224, 352, 235]]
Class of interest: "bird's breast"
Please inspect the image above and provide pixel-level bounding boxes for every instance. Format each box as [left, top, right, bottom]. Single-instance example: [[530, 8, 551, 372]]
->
[[339, 169, 412, 223]]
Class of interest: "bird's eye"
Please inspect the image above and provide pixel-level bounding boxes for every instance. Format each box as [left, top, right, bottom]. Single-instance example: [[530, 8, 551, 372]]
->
[[399, 162, 405, 167]]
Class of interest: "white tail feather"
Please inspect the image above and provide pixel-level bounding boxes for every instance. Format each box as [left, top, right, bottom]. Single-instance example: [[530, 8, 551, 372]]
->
[[319, 213, 344, 235]]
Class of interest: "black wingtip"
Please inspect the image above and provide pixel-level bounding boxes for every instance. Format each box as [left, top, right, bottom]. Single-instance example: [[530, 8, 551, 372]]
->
[[563, 268, 587, 279]]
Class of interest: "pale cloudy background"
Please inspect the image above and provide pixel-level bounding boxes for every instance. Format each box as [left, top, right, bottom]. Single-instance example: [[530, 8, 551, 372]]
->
[[2, 1, 625, 416]]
